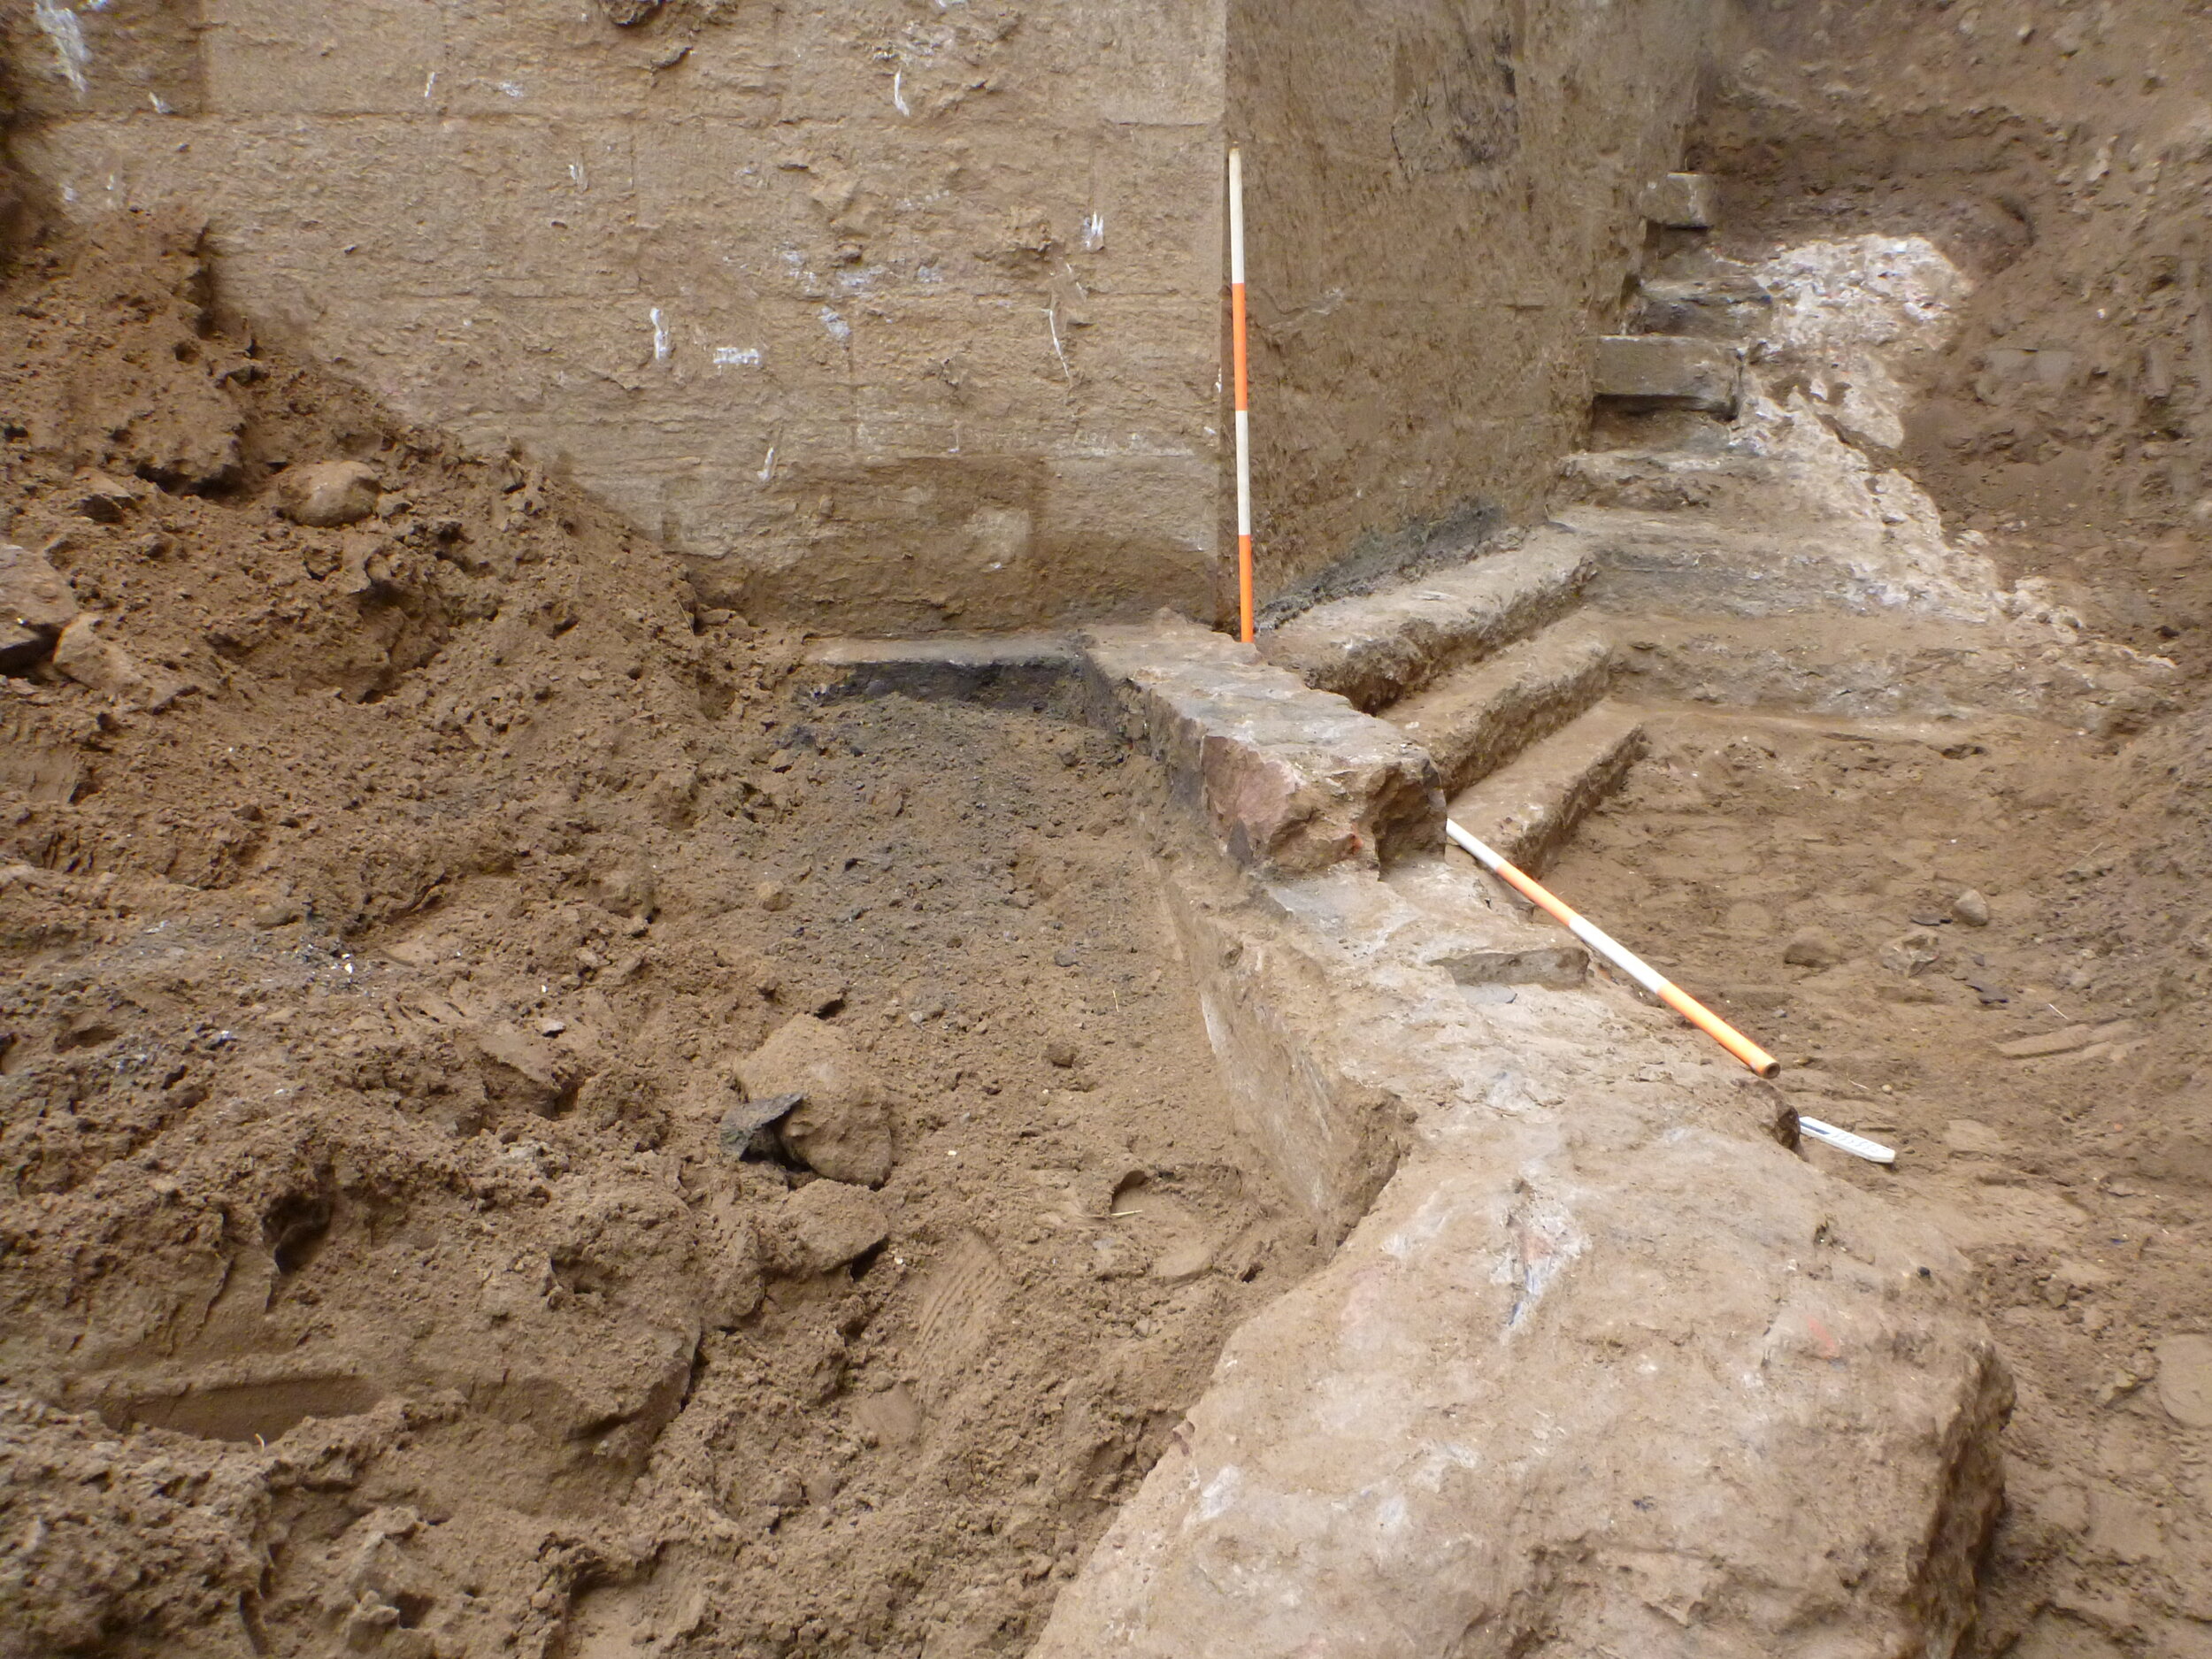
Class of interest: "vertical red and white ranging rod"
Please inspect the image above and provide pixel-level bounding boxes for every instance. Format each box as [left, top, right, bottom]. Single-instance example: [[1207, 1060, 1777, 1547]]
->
[[1228, 146, 1255, 642]]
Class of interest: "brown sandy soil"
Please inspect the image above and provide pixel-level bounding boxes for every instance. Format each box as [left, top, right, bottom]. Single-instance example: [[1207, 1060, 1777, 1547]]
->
[[0, 217, 1321, 1658], [1548, 705, 2212, 1655]]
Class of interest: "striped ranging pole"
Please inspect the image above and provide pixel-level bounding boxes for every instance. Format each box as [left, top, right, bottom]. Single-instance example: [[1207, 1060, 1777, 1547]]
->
[[1446, 818, 1783, 1080], [1228, 146, 1254, 643]]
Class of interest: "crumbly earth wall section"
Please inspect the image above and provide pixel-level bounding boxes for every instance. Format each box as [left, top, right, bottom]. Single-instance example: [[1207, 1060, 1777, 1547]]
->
[[0, 0, 1229, 634], [1226, 0, 1723, 607], [0, 219, 1340, 1659]]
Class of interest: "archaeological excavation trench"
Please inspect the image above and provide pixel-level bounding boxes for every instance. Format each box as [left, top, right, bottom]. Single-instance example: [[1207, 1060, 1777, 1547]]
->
[[7, 2, 2212, 1657]]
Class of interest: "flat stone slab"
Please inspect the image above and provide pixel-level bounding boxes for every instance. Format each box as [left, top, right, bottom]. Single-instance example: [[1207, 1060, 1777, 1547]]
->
[[1384, 618, 1617, 796], [1594, 334, 1742, 414], [1257, 535, 1595, 713], [1446, 699, 1647, 875], [1081, 618, 1444, 877]]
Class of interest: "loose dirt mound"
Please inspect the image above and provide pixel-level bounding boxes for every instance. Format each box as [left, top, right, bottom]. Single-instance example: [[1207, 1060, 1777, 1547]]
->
[[0, 216, 1319, 1658]]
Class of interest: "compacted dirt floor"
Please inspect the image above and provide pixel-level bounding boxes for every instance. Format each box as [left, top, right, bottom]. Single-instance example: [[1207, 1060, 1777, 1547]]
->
[[0, 217, 1322, 1659]]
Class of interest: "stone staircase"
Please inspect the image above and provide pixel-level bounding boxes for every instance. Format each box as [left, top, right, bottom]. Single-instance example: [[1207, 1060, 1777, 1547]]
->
[[1251, 171, 2174, 879], [1257, 531, 1641, 876], [800, 169, 2062, 1659]]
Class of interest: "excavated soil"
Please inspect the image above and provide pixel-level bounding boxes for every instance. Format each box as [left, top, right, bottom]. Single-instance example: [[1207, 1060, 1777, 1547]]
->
[[15, 3, 2212, 1655], [1550, 706, 2212, 1657], [0, 217, 1322, 1659]]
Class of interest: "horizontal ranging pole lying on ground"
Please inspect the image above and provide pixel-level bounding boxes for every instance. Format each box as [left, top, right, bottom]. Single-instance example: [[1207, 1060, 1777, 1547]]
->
[[1447, 821, 1898, 1160], [1446, 818, 1783, 1078]]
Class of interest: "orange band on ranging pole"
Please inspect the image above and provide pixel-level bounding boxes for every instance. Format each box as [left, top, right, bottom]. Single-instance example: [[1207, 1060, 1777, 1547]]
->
[[1228, 147, 1254, 643], [1446, 819, 1782, 1079]]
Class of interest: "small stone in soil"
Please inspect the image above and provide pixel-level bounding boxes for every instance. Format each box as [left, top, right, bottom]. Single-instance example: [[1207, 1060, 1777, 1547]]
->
[[1994, 1025, 2094, 1059], [741, 1016, 895, 1186], [778, 1179, 892, 1274], [1877, 931, 1943, 975], [1783, 929, 1844, 969], [2154, 1334, 2212, 1429], [1953, 889, 1993, 927], [720, 1093, 803, 1159], [277, 460, 383, 527]]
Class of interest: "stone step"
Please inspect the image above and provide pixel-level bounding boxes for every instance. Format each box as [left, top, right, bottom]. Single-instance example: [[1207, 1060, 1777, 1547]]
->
[[1257, 532, 1594, 714], [1555, 504, 1951, 618], [1639, 171, 1718, 229], [1630, 273, 1774, 341], [1384, 618, 1616, 797], [1610, 611, 2176, 733], [1379, 855, 1590, 987], [1557, 444, 1771, 511], [1593, 334, 1742, 416], [1444, 701, 1646, 876], [1079, 618, 1443, 876]]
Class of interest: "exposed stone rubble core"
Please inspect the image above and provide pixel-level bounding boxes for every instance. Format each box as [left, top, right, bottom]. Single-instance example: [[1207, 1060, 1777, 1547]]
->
[[1028, 627, 2014, 1657], [1565, 231, 2176, 726]]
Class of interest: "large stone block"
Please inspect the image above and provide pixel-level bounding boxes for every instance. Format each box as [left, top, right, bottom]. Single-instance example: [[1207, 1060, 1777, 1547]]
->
[[1594, 334, 1743, 414], [1036, 1108, 2010, 1658], [1640, 169, 1720, 228], [1081, 618, 1445, 876]]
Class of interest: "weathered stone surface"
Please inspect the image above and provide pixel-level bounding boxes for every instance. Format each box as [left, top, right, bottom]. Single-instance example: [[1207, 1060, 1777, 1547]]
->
[[73, 470, 143, 523], [1640, 169, 1720, 228], [1383, 618, 1616, 795], [2154, 1333, 2212, 1429], [1444, 700, 1646, 875], [1994, 1025, 2093, 1059], [776, 1180, 892, 1275], [0, 543, 79, 671], [1036, 1121, 2009, 1658], [1258, 536, 1594, 713], [276, 460, 381, 527], [1036, 833, 2013, 1659], [1081, 618, 1444, 876], [740, 1016, 895, 1187], [1784, 927, 1845, 968], [1594, 334, 1743, 414]]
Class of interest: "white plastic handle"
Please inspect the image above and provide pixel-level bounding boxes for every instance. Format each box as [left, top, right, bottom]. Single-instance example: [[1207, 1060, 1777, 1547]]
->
[[1797, 1115, 1897, 1165]]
